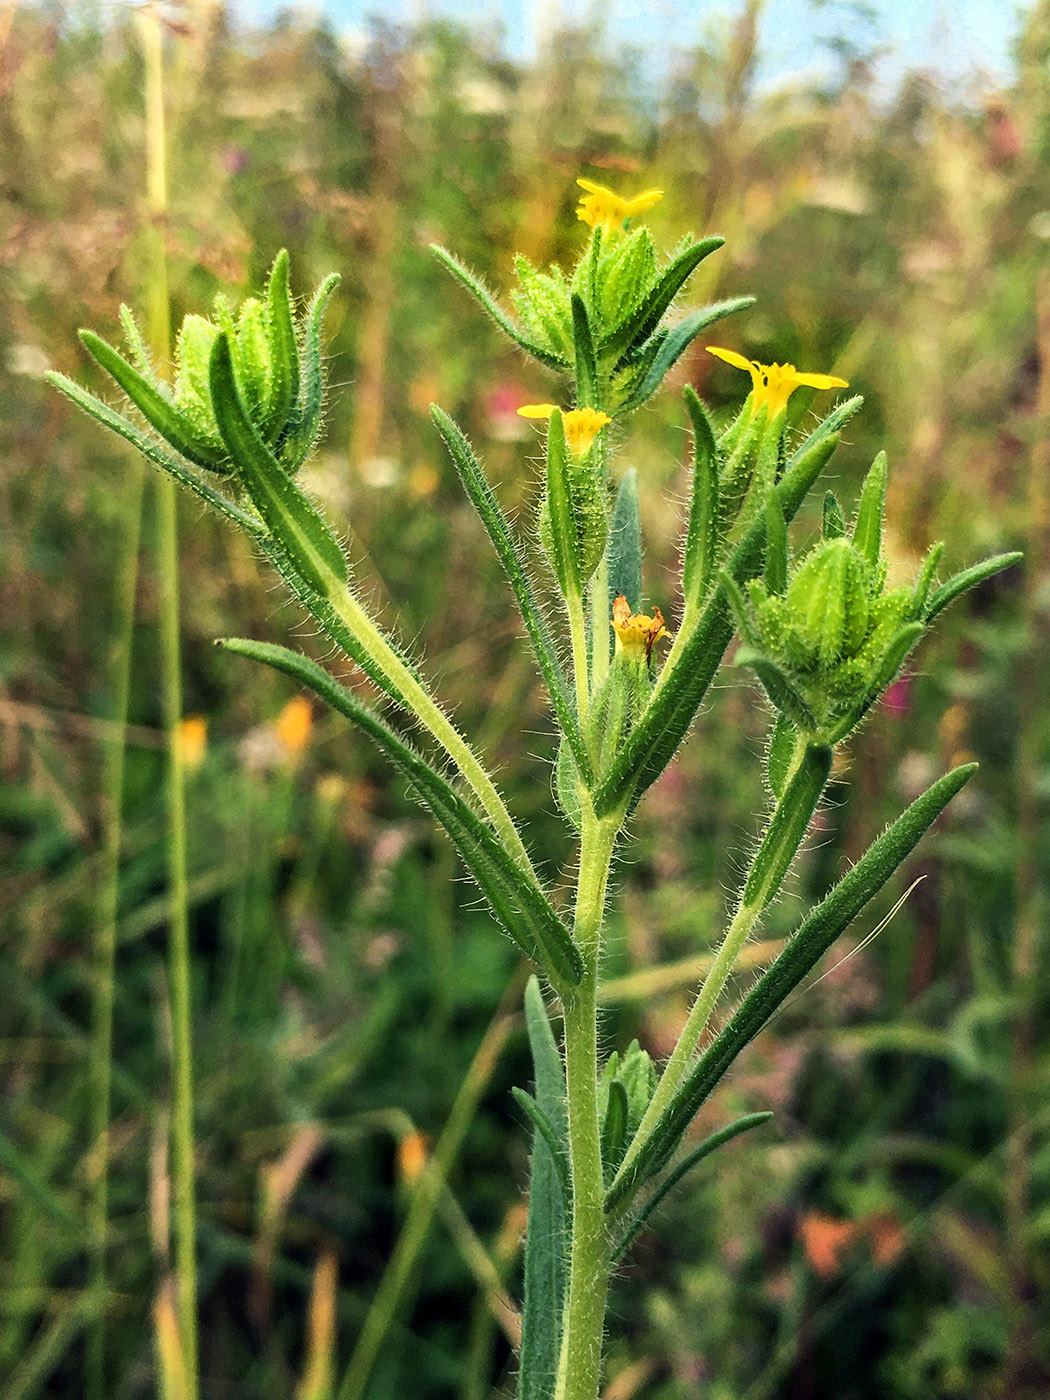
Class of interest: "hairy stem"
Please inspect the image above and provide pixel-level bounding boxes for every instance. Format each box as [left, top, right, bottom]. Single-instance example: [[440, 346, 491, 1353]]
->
[[556, 810, 617, 1400]]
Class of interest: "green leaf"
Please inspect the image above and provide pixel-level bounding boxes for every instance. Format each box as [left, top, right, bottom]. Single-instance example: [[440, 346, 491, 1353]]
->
[[209, 332, 348, 596], [221, 640, 585, 986], [518, 977, 569, 1400], [554, 736, 583, 832], [606, 762, 977, 1207], [78, 330, 231, 472], [851, 451, 887, 567], [734, 649, 819, 732], [601, 1080, 630, 1182], [263, 249, 300, 441], [544, 409, 583, 599], [117, 304, 155, 379], [45, 372, 262, 536], [681, 386, 720, 609], [618, 297, 754, 414], [822, 491, 846, 540], [603, 236, 725, 357], [611, 1112, 772, 1259], [512, 1089, 571, 1205], [924, 551, 1022, 621], [430, 245, 569, 369], [786, 395, 863, 470], [742, 744, 831, 909], [593, 431, 841, 817], [608, 468, 642, 614], [910, 541, 945, 617], [431, 407, 592, 784], [280, 272, 339, 472], [766, 713, 798, 799], [571, 293, 599, 408]]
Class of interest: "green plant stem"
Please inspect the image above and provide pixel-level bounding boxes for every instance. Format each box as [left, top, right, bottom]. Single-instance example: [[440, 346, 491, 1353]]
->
[[86, 456, 144, 1400], [614, 743, 828, 1204], [327, 588, 535, 874], [555, 809, 617, 1400], [336, 976, 524, 1400], [137, 10, 198, 1396], [588, 552, 611, 691], [567, 589, 592, 730]]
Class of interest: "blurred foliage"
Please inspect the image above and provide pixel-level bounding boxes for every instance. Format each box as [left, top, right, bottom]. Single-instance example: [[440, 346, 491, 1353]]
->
[[2, 0, 1049, 1396]]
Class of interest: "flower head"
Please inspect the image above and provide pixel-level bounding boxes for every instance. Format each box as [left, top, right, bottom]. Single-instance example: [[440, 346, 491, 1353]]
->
[[612, 594, 669, 663], [517, 403, 611, 455], [576, 178, 664, 232], [706, 346, 848, 419]]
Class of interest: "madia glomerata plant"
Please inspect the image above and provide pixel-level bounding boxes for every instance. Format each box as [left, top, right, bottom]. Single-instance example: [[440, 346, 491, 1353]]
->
[[49, 179, 1019, 1400]]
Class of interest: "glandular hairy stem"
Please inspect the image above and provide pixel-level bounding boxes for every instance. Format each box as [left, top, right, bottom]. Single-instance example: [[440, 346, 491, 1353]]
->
[[556, 808, 618, 1400]]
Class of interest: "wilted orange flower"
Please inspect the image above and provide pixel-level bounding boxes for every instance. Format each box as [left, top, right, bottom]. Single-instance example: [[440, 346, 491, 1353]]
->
[[612, 593, 669, 663], [706, 346, 848, 418], [397, 1129, 429, 1186], [274, 696, 313, 755], [175, 715, 207, 771]]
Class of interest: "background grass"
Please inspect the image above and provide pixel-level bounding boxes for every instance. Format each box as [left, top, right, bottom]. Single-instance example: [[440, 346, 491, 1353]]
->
[[3, 1, 1049, 1396]]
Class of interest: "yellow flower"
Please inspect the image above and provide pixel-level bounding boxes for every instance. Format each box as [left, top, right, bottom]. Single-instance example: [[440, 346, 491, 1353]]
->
[[175, 715, 208, 772], [575, 177, 664, 232], [517, 403, 612, 455], [612, 594, 669, 663], [274, 695, 313, 756], [706, 346, 848, 418]]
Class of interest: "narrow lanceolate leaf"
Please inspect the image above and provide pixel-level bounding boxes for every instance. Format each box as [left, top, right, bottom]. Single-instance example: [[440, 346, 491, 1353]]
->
[[210, 332, 348, 597], [264, 249, 300, 441], [601, 1081, 630, 1182], [280, 272, 340, 472], [681, 386, 720, 608], [735, 650, 818, 733], [571, 294, 599, 408], [431, 407, 592, 783], [618, 297, 754, 414], [430, 245, 569, 370], [608, 468, 642, 614], [545, 410, 583, 599], [924, 552, 1023, 622], [593, 431, 842, 817], [603, 236, 725, 357], [822, 491, 846, 541], [786, 395, 863, 470], [512, 1090, 571, 1204], [610, 1112, 772, 1259], [518, 977, 569, 1400], [827, 622, 924, 745], [851, 451, 887, 567], [606, 763, 977, 1208], [79, 331, 230, 472], [45, 373, 262, 536], [118, 304, 155, 379], [221, 640, 585, 986], [742, 745, 832, 909], [910, 541, 945, 617]]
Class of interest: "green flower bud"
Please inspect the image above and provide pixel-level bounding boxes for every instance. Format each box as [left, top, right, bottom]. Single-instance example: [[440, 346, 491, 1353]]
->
[[782, 537, 870, 670]]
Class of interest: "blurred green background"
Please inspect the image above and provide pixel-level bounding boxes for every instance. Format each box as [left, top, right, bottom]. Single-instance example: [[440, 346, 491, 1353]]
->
[[3, 1, 1049, 1396]]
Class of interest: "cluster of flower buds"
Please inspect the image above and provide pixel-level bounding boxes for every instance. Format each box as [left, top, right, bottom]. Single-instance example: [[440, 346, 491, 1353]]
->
[[64, 253, 347, 599]]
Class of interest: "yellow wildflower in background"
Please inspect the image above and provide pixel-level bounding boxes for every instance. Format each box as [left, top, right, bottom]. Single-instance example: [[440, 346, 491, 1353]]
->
[[274, 695, 313, 756], [175, 715, 208, 772], [612, 594, 669, 664], [575, 177, 663, 232], [706, 346, 848, 418], [517, 403, 611, 454], [397, 1129, 429, 1186]]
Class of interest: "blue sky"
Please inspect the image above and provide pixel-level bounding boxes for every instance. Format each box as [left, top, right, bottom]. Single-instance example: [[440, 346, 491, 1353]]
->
[[232, 0, 1023, 93]]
